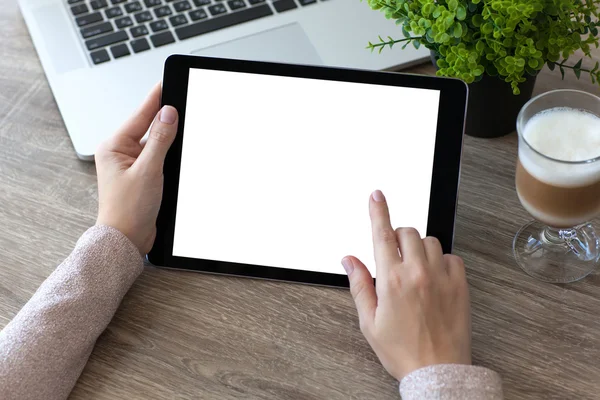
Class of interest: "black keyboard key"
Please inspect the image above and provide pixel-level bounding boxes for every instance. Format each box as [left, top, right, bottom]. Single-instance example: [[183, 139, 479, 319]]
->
[[68, 0, 83, 4], [189, 8, 207, 20], [106, 6, 123, 17], [177, 4, 272, 40], [272, 0, 296, 12], [169, 14, 188, 26], [154, 5, 172, 17], [298, 0, 315, 5], [173, 0, 191, 11], [85, 30, 128, 50], [208, 3, 226, 15], [130, 25, 149, 37], [81, 21, 114, 38], [125, 1, 143, 12], [90, 49, 110, 64], [71, 3, 89, 15], [131, 38, 151, 52], [115, 16, 134, 28], [134, 11, 153, 22], [75, 11, 103, 26], [150, 31, 175, 47], [111, 43, 130, 58], [149, 19, 169, 31], [227, 0, 245, 9], [90, 0, 108, 9], [247, 0, 265, 4], [144, 0, 162, 7], [193, 0, 210, 5], [112, 0, 127, 3]]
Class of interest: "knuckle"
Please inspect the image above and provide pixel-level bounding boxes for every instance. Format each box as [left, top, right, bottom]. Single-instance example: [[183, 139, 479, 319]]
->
[[396, 228, 421, 238], [377, 227, 397, 244], [95, 139, 120, 163], [350, 280, 367, 300], [410, 265, 431, 289], [399, 227, 419, 236], [424, 236, 441, 247], [150, 125, 172, 144], [97, 138, 117, 155], [387, 272, 403, 290], [445, 254, 465, 269]]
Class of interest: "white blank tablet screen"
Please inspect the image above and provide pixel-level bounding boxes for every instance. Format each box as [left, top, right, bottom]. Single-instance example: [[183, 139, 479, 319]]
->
[[172, 68, 441, 277]]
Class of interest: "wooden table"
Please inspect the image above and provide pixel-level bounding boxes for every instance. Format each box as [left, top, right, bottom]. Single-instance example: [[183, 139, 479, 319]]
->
[[2, 1, 600, 398]]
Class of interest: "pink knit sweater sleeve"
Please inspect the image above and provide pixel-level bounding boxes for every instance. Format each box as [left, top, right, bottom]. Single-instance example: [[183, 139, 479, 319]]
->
[[400, 364, 504, 399], [0, 225, 504, 400], [0, 225, 143, 400]]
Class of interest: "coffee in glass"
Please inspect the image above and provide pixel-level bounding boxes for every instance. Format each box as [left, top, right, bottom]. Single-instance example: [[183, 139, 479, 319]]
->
[[513, 90, 600, 283]]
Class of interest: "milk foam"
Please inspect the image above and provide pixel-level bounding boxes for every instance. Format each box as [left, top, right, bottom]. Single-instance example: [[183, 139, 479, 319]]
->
[[520, 107, 600, 187]]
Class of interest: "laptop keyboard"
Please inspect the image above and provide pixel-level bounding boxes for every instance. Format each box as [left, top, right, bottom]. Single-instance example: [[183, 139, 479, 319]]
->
[[66, 0, 323, 65]]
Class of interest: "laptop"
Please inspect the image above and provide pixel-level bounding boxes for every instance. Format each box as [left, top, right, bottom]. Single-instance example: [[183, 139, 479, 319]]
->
[[19, 0, 428, 160]]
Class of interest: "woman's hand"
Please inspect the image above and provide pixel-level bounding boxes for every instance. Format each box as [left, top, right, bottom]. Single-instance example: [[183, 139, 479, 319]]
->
[[343, 190, 472, 381], [96, 83, 178, 255]]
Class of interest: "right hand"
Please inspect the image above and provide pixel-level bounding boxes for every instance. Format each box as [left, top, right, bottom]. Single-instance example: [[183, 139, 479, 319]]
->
[[342, 190, 472, 381]]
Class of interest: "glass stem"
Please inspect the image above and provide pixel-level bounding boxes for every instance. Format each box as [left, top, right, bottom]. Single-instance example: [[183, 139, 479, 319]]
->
[[543, 227, 581, 256]]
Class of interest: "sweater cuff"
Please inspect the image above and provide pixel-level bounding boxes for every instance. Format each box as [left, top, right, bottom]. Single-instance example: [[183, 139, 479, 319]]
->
[[400, 364, 503, 400], [80, 225, 144, 279]]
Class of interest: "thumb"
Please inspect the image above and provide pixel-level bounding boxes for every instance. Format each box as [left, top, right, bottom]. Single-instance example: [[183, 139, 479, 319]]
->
[[136, 105, 178, 171], [342, 256, 377, 331]]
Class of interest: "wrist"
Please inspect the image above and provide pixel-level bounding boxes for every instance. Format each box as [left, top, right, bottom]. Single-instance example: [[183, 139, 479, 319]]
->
[[95, 219, 141, 254]]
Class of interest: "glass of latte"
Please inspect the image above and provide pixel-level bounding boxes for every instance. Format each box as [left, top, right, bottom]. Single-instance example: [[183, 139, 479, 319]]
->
[[514, 90, 600, 283]]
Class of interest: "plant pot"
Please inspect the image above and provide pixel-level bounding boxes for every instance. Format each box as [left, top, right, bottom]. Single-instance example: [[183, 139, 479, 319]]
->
[[430, 51, 537, 138]]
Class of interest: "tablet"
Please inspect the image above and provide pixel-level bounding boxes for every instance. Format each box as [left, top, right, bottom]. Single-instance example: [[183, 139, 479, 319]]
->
[[148, 55, 467, 287]]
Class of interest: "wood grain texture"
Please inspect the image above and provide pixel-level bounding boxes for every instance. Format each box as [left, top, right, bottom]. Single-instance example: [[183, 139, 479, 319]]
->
[[1, 0, 600, 398]]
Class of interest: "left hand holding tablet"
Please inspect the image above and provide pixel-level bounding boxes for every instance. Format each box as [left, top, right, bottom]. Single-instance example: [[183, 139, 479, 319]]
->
[[96, 82, 178, 255]]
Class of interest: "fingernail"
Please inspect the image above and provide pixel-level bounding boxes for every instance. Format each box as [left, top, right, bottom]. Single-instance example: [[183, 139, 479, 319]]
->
[[372, 190, 385, 203], [159, 106, 177, 124], [342, 258, 354, 275]]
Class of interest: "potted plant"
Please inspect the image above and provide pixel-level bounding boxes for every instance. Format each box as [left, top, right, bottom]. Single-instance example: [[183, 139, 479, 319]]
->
[[366, 0, 600, 138]]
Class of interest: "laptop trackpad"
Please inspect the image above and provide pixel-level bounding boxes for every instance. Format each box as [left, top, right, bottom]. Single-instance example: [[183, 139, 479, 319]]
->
[[191, 23, 323, 65]]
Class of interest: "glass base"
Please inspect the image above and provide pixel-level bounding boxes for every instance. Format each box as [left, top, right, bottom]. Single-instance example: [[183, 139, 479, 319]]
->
[[513, 221, 600, 283]]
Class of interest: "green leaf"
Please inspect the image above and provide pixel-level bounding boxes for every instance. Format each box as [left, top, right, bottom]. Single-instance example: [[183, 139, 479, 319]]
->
[[453, 22, 463, 38], [482, 22, 493, 35], [402, 42, 409, 50], [413, 40, 421, 49], [575, 68, 581, 79], [574, 59, 583, 70], [560, 66, 565, 80], [547, 61, 555, 71], [468, 1, 478, 12], [528, 59, 539, 69], [402, 25, 410, 38], [456, 6, 466, 21]]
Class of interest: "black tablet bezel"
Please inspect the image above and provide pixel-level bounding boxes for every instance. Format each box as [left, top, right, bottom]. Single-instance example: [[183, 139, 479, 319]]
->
[[148, 55, 467, 288]]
